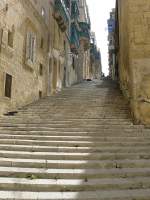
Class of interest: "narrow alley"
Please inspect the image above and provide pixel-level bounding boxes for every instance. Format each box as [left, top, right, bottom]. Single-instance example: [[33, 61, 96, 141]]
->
[[0, 80, 149, 199]]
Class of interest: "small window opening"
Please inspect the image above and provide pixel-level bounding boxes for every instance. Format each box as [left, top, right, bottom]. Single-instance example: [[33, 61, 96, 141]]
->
[[40, 37, 44, 49], [5, 73, 12, 98], [39, 91, 42, 98], [39, 63, 43, 76], [8, 30, 14, 48], [72, 57, 75, 70], [41, 7, 45, 19]]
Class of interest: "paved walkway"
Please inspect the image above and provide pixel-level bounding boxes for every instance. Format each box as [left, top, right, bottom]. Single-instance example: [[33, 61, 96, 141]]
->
[[0, 80, 150, 199]]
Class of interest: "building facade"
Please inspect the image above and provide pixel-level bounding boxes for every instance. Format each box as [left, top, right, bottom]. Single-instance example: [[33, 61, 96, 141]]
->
[[0, 0, 101, 115], [107, 8, 117, 80], [78, 0, 91, 81], [90, 32, 102, 79], [0, 0, 50, 115], [115, 0, 150, 124]]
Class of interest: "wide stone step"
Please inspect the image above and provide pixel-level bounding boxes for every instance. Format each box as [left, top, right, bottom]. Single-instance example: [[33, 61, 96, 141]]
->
[[0, 177, 149, 192], [17, 111, 129, 115], [0, 144, 150, 154], [0, 150, 150, 160], [0, 118, 132, 122], [19, 101, 126, 103], [8, 114, 130, 119], [17, 112, 129, 115], [19, 108, 128, 111], [1, 189, 150, 200], [22, 97, 127, 100], [19, 109, 129, 113], [1, 167, 150, 179], [0, 130, 148, 137], [0, 134, 148, 142], [1, 139, 150, 147], [1, 157, 150, 169], [0, 118, 132, 123], [19, 105, 129, 108], [0, 128, 144, 135], [16, 106, 128, 109], [0, 117, 132, 122], [0, 126, 142, 132], [0, 123, 137, 128], [0, 126, 141, 131]]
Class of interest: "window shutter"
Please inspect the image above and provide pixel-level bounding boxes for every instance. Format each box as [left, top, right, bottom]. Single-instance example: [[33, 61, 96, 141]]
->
[[26, 32, 36, 63], [33, 35, 36, 63], [31, 35, 34, 62], [0, 29, 3, 46], [5, 73, 12, 98], [26, 32, 31, 60], [8, 30, 14, 48]]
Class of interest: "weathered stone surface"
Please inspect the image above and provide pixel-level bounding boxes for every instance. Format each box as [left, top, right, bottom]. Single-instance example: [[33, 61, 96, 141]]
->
[[116, 0, 150, 124], [0, 80, 149, 199]]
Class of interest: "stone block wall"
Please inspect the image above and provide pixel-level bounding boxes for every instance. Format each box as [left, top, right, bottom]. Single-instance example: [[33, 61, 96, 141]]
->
[[0, 0, 49, 114], [117, 0, 150, 124]]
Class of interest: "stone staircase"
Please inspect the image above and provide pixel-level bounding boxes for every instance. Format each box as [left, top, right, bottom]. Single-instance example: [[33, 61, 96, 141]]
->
[[0, 80, 149, 199]]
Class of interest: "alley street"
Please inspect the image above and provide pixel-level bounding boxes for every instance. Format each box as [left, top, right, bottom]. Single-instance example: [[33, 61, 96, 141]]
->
[[0, 80, 150, 199]]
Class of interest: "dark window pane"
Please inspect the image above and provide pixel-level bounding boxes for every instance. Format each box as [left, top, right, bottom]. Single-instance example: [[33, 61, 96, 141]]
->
[[5, 73, 12, 98]]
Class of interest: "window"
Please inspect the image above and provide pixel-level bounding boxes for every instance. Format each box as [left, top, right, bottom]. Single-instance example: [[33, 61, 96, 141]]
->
[[39, 91, 42, 98], [5, 73, 12, 98], [49, 59, 52, 74], [26, 32, 36, 63], [8, 30, 14, 48], [0, 29, 3, 45], [59, 62, 61, 74], [39, 63, 43, 75], [64, 40, 66, 50], [72, 57, 75, 69], [47, 33, 50, 52], [41, 7, 45, 19], [40, 37, 44, 49], [5, 4, 8, 12]]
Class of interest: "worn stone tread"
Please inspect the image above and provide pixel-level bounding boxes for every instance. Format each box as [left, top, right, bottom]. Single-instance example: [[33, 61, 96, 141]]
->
[[1, 189, 150, 199], [0, 80, 149, 199]]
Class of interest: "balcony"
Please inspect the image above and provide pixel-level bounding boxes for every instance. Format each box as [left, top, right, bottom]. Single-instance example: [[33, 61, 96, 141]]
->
[[79, 22, 90, 50], [95, 51, 101, 60], [90, 43, 100, 61], [70, 23, 80, 53], [108, 45, 116, 54], [71, 0, 79, 20], [90, 44, 96, 60], [53, 0, 70, 32]]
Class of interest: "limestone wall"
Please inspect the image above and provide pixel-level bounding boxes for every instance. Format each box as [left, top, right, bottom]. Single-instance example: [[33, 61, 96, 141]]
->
[[0, 0, 79, 115], [117, 0, 131, 100], [0, 0, 91, 115], [0, 0, 49, 114], [128, 0, 150, 124], [117, 0, 150, 124]]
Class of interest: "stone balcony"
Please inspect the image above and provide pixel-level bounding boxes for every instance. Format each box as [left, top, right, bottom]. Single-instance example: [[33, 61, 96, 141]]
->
[[53, 0, 70, 32], [70, 23, 80, 53], [79, 22, 90, 51]]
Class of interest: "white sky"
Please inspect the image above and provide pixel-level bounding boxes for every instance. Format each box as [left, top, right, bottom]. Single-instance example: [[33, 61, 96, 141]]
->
[[86, 0, 116, 75]]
